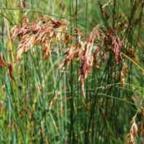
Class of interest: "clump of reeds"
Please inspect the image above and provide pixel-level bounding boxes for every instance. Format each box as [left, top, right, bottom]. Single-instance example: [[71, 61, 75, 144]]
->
[[62, 27, 123, 95], [11, 16, 124, 95]]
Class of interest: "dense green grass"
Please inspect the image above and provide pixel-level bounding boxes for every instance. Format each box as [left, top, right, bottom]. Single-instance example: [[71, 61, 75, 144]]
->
[[0, 0, 144, 144]]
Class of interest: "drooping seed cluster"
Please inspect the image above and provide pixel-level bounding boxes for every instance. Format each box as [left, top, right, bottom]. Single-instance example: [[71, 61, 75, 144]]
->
[[9, 16, 124, 94], [11, 16, 68, 60], [126, 108, 144, 144]]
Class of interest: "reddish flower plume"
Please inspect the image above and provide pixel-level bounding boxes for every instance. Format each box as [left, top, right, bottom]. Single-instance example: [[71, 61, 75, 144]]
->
[[105, 29, 123, 64]]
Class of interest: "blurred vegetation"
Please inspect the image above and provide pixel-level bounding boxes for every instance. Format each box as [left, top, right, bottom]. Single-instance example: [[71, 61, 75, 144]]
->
[[0, 0, 144, 144]]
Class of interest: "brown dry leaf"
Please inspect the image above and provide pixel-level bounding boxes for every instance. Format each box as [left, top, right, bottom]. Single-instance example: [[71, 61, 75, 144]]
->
[[8, 64, 14, 80], [0, 53, 14, 80], [0, 53, 7, 67]]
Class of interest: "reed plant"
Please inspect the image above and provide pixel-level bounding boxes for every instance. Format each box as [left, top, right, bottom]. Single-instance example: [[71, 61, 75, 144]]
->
[[0, 0, 144, 144]]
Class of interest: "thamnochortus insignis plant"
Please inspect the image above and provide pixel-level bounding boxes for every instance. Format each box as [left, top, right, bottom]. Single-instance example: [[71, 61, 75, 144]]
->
[[10, 16, 124, 96]]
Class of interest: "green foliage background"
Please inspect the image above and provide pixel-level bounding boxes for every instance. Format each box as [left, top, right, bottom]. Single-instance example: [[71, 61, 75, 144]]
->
[[0, 0, 144, 143]]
